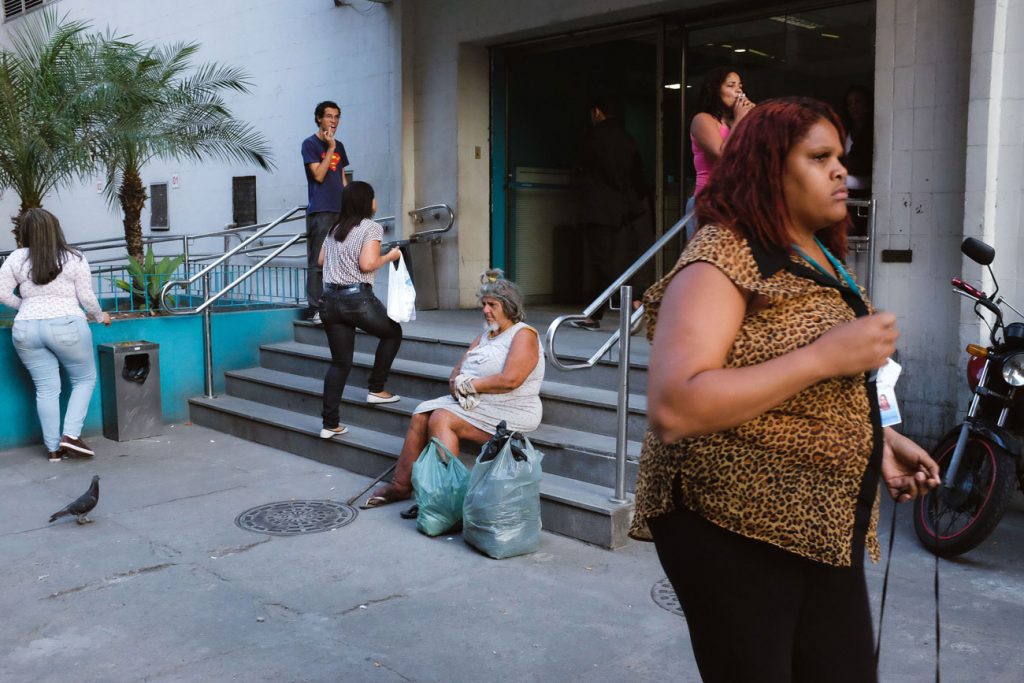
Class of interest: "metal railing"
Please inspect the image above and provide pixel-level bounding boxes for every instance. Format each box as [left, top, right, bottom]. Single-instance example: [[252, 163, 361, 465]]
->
[[246, 203, 455, 253], [546, 210, 692, 503], [157, 203, 454, 398], [545, 196, 877, 504], [157, 206, 307, 397]]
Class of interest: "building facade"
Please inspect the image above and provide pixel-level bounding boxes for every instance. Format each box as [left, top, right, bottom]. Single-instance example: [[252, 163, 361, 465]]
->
[[1, 0, 1022, 443]]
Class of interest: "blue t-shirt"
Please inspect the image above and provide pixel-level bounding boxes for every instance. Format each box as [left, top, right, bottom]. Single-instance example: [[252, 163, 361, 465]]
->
[[301, 134, 349, 215]]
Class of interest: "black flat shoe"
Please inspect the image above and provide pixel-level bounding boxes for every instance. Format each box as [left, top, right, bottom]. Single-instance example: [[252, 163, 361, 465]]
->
[[400, 504, 419, 519]]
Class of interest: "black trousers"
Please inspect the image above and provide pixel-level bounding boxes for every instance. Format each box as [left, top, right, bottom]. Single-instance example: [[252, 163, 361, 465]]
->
[[306, 211, 339, 313], [649, 505, 877, 683], [320, 285, 402, 428], [580, 223, 618, 321]]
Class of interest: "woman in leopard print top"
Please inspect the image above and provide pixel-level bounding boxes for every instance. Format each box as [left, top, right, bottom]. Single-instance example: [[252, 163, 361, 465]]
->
[[637, 98, 939, 681]]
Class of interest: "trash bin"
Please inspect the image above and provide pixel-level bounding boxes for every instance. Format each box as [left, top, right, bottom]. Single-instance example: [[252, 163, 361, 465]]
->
[[98, 341, 163, 441]]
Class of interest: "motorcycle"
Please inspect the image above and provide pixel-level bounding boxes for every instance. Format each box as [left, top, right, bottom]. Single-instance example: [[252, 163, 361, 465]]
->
[[913, 237, 1024, 556]]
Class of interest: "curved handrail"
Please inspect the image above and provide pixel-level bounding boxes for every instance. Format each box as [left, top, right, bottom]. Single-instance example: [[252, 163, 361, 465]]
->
[[545, 209, 693, 371], [384, 203, 455, 248], [158, 206, 306, 313]]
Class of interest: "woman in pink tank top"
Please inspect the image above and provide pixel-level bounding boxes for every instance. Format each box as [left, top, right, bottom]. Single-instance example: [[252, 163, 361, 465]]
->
[[685, 67, 755, 238]]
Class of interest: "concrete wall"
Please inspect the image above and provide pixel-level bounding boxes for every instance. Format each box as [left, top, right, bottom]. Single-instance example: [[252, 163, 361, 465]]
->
[[0, 0, 404, 252], [962, 0, 1024, 339], [870, 0, 976, 441], [0, 307, 300, 450]]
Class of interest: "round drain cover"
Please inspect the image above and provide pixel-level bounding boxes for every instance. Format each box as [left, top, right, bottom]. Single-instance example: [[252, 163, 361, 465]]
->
[[651, 577, 683, 617], [235, 500, 357, 536]]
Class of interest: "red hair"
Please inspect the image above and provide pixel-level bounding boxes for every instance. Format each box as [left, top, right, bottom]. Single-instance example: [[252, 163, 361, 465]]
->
[[696, 97, 851, 258]]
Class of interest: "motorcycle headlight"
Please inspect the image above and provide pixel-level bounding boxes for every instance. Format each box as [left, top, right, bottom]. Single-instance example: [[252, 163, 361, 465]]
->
[[1001, 353, 1024, 386]]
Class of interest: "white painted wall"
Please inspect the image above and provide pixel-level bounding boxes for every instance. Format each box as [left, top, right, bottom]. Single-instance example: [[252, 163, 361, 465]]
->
[[0, 0, 402, 255], [870, 0, 975, 442]]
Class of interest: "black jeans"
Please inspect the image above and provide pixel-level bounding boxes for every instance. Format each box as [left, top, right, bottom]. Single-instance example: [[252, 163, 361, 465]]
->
[[649, 504, 876, 683], [320, 284, 403, 429], [306, 211, 339, 314]]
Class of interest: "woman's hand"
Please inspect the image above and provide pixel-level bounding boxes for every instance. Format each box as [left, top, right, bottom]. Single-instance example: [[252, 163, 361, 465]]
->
[[881, 428, 941, 502], [101, 312, 111, 326], [733, 92, 755, 124], [809, 312, 899, 377]]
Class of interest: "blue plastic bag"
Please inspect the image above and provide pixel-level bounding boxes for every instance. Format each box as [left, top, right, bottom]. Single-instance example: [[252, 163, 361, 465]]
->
[[463, 426, 544, 559], [412, 437, 469, 537]]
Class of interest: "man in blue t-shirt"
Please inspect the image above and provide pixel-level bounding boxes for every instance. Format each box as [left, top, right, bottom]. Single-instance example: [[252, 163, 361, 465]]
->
[[301, 100, 349, 323]]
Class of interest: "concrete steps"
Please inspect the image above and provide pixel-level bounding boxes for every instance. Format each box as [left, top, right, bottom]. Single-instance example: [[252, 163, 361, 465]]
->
[[189, 394, 632, 548], [223, 366, 642, 490], [189, 316, 648, 549]]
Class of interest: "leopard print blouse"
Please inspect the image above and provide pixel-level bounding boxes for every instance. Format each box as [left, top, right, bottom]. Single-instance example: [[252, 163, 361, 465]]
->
[[630, 224, 883, 567]]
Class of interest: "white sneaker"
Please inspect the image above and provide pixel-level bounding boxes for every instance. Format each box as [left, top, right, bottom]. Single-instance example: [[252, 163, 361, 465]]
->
[[319, 425, 349, 439], [367, 392, 401, 404], [311, 312, 323, 326]]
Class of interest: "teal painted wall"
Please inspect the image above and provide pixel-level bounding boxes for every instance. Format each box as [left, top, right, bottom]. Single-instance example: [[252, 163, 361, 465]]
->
[[0, 308, 300, 450]]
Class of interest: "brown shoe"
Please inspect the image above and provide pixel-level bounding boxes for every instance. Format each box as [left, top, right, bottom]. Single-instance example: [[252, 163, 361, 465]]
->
[[59, 435, 95, 457], [48, 449, 64, 462]]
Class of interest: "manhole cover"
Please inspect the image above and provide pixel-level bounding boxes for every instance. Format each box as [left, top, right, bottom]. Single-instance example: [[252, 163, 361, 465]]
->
[[235, 500, 357, 536], [651, 577, 684, 617]]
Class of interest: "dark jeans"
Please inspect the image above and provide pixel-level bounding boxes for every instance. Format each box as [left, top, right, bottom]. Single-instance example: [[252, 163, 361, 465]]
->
[[306, 211, 339, 314], [320, 284, 403, 429], [649, 504, 876, 683]]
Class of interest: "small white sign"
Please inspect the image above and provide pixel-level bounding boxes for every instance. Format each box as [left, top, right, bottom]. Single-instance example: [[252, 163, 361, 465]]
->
[[171, 174, 180, 189], [96, 181, 103, 193]]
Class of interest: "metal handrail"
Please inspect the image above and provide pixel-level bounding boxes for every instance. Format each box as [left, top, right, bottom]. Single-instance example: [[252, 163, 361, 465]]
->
[[234, 202, 455, 252], [0, 220, 268, 261], [545, 197, 877, 503], [546, 209, 692, 371], [156, 202, 454, 398], [156, 205, 307, 398], [543, 209, 692, 504], [157, 206, 306, 313], [384, 203, 455, 248]]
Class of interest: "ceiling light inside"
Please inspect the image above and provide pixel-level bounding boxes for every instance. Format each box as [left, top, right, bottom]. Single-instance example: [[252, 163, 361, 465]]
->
[[769, 15, 822, 30]]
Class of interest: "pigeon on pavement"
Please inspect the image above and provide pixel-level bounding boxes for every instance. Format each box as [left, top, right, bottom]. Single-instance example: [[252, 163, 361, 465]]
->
[[48, 475, 100, 525]]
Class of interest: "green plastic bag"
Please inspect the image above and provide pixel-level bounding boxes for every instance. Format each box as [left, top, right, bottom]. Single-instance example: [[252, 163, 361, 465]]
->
[[412, 437, 470, 537], [463, 424, 544, 559]]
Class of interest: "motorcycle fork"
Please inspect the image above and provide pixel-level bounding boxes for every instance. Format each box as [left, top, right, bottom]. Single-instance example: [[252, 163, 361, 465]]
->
[[944, 358, 992, 488]]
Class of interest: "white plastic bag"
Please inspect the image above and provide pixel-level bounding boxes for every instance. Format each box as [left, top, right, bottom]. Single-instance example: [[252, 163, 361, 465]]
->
[[386, 251, 416, 323]]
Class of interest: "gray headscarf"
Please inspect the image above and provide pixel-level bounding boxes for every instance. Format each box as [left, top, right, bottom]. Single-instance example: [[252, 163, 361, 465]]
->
[[477, 269, 525, 323]]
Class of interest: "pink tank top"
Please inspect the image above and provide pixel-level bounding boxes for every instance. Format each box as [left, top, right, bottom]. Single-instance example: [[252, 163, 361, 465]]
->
[[691, 122, 731, 195]]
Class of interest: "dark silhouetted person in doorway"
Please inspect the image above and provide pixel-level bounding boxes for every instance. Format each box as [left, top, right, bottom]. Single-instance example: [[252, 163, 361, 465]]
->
[[302, 100, 349, 324], [572, 95, 649, 330]]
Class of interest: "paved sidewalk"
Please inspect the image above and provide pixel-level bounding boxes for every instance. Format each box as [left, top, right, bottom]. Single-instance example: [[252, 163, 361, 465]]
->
[[2, 424, 1023, 682]]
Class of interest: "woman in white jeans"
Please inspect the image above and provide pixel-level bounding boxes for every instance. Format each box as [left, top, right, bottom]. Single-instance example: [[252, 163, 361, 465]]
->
[[0, 209, 110, 461]]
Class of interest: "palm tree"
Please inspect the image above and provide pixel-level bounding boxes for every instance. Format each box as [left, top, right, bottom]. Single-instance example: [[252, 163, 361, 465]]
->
[[0, 11, 107, 242], [95, 40, 274, 262]]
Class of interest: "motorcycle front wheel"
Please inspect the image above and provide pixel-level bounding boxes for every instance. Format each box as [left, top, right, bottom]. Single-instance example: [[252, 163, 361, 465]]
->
[[913, 432, 1017, 557]]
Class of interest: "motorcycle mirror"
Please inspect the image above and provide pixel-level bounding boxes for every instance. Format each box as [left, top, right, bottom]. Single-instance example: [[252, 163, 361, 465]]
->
[[962, 237, 995, 265]]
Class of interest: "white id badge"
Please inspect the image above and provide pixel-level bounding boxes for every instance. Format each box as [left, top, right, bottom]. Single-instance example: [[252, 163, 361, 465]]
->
[[876, 358, 902, 427]]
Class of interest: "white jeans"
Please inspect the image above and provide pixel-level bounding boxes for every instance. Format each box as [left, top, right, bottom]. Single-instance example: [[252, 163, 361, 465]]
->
[[12, 316, 97, 451]]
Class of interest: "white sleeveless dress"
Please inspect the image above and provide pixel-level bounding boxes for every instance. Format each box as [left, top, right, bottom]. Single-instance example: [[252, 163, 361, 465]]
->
[[413, 321, 544, 434]]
